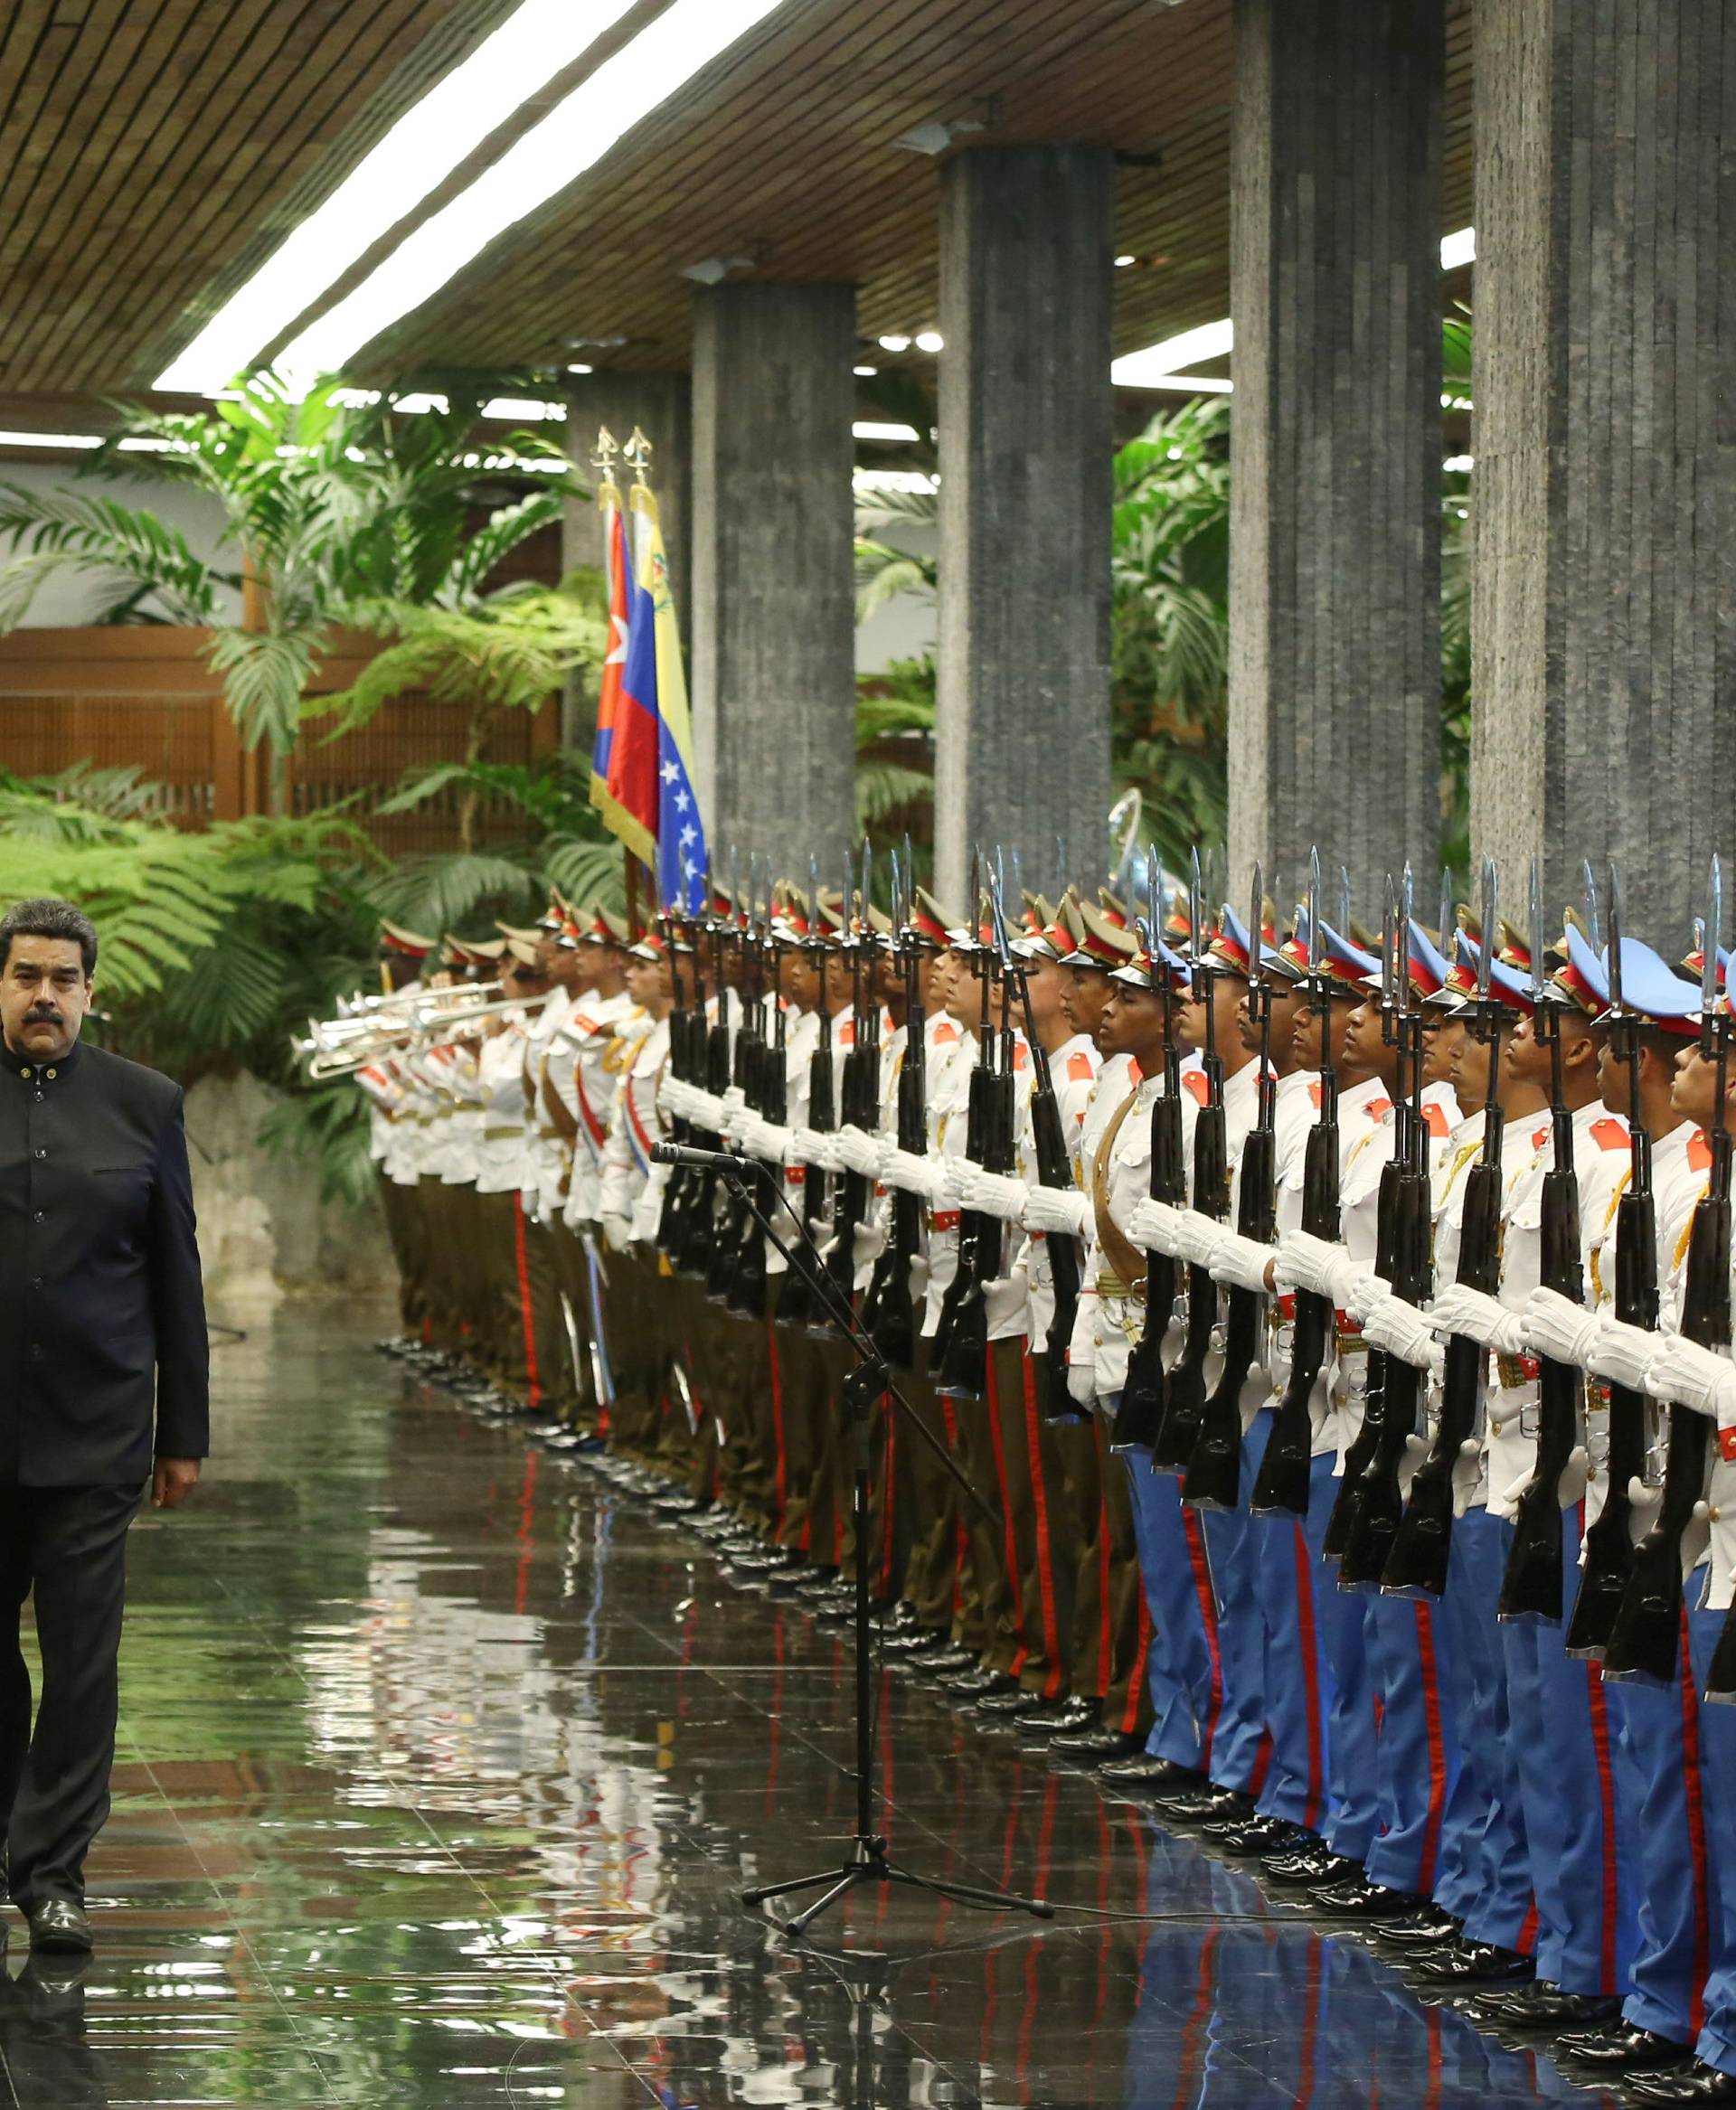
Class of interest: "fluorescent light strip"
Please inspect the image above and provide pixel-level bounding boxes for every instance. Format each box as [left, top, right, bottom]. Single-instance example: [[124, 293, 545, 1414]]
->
[[854, 421, 920, 443], [156, 0, 641, 394], [1112, 227, 1476, 392], [275, 0, 792, 389]]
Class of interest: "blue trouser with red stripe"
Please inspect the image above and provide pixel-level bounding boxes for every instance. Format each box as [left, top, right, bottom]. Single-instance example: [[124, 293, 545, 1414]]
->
[[1502, 1518, 1637, 1995], [1439, 1508, 1533, 1946], [1312, 1462, 1382, 1865], [1195, 1410, 1273, 1794], [1616, 1606, 1712, 2047], [1124, 1452, 1267, 1785], [1359, 1586, 1459, 1897], [1686, 1592, 1736, 2076], [1251, 1448, 1337, 1835]]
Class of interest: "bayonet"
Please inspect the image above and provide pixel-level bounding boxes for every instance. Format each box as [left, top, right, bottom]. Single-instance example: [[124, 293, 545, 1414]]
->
[[1607, 861, 1625, 1017], [1582, 858, 1601, 951], [1477, 854, 1496, 1004], [1528, 851, 1547, 1006]]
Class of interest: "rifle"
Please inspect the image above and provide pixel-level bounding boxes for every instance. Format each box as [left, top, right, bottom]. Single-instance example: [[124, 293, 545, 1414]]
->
[[1252, 852, 1341, 1516], [1109, 849, 1186, 1454], [1498, 854, 1587, 1623], [655, 888, 703, 1268], [1324, 883, 1409, 1561], [1565, 863, 1656, 1653], [724, 866, 777, 1317], [823, 843, 880, 1309], [1184, 866, 1278, 1511], [931, 861, 993, 1368], [1341, 878, 1434, 1585], [1152, 849, 1230, 1474], [709, 859, 767, 1305], [777, 856, 836, 1331], [861, 849, 919, 1372], [936, 870, 1019, 1400], [1384, 859, 1505, 1597], [1609, 856, 1730, 1683]]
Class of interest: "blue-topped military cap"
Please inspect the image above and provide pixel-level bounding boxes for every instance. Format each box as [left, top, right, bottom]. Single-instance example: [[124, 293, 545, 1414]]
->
[[1317, 920, 1380, 991], [1564, 924, 1699, 1035], [1450, 929, 1535, 1013]]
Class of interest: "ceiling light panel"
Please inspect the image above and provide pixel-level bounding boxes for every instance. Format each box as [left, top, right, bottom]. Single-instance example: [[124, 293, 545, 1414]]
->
[[272, 0, 794, 390], [157, 0, 645, 394]]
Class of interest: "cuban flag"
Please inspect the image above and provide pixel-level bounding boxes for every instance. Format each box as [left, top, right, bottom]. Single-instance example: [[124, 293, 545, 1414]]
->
[[605, 485, 708, 910], [589, 479, 636, 839]]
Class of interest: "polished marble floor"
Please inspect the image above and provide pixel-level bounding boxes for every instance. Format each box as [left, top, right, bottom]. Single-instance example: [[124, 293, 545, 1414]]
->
[[0, 1311, 1616, 2108]]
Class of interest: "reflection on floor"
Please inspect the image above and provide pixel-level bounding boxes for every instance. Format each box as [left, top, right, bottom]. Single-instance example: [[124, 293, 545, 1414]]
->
[[0, 1313, 1613, 2107]]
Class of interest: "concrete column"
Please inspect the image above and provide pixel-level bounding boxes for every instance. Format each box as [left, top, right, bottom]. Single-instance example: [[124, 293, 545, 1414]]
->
[[1470, 0, 1736, 931], [1227, 0, 1444, 909], [689, 283, 857, 869], [933, 146, 1114, 915], [561, 372, 692, 751]]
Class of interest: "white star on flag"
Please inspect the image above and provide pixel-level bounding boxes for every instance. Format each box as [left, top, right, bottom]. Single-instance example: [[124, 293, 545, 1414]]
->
[[607, 615, 628, 666], [661, 760, 680, 785], [681, 824, 698, 847], [675, 789, 690, 812]]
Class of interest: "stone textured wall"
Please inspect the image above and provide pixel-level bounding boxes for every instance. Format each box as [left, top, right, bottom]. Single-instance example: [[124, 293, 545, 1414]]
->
[[933, 146, 1114, 914], [1228, 0, 1445, 913], [690, 283, 858, 871], [1471, 0, 1736, 933], [184, 1073, 394, 1314]]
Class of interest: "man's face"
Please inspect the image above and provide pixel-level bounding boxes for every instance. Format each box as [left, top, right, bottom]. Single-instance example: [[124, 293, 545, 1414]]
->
[[1, 936, 91, 1062], [1026, 956, 1072, 1043], [822, 949, 854, 1014], [542, 938, 583, 992], [784, 950, 822, 1013], [1236, 980, 1307, 1062], [1099, 983, 1170, 1066], [624, 956, 672, 1010], [1422, 1013, 1468, 1087], [943, 950, 982, 1029], [1180, 971, 1242, 1057], [1063, 966, 1112, 1043], [1673, 1039, 1721, 1126], [1343, 994, 1393, 1076]]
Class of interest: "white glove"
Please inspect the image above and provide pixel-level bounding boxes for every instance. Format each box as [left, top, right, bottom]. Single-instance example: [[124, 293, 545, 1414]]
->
[[833, 1124, 884, 1179], [1520, 1285, 1600, 1369], [1645, 1333, 1736, 1424], [688, 1087, 725, 1130], [882, 1146, 944, 1201], [1023, 1183, 1090, 1238], [1210, 1231, 1276, 1294], [601, 1212, 632, 1253], [1429, 1281, 1526, 1355], [1128, 1198, 1187, 1255], [721, 1085, 747, 1117], [1172, 1209, 1228, 1268], [1067, 1355, 1098, 1408], [1557, 1443, 1592, 1510], [743, 1117, 791, 1163], [658, 1077, 696, 1120], [1587, 1312, 1661, 1391], [1271, 1229, 1364, 1313], [1363, 1291, 1446, 1376], [1341, 1270, 1391, 1327], [933, 1159, 970, 1210], [961, 1167, 1032, 1221], [719, 1099, 753, 1143], [790, 1124, 828, 1166]]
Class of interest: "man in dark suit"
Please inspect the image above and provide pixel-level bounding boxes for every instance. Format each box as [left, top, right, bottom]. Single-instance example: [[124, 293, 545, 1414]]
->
[[0, 898, 208, 1955]]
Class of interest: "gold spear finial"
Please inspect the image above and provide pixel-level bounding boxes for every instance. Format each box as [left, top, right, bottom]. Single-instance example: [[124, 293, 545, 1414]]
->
[[623, 426, 654, 485], [591, 425, 620, 479]]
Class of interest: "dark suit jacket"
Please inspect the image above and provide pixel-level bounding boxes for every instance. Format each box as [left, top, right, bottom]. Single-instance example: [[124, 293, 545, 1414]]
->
[[0, 1037, 209, 1485]]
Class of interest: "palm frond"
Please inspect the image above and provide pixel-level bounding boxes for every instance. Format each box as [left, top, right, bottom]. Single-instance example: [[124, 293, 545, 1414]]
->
[[205, 621, 325, 755], [0, 484, 228, 629]]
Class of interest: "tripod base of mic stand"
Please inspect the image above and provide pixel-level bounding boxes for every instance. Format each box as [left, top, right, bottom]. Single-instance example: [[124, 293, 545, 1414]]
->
[[743, 1834, 1054, 1941]]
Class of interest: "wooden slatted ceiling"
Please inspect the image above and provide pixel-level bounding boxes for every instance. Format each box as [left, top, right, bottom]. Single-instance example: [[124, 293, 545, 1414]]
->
[[0, 0, 524, 395], [0, 0, 1475, 411]]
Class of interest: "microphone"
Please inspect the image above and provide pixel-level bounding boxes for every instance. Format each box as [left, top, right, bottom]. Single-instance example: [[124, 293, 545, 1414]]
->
[[653, 1141, 754, 1171]]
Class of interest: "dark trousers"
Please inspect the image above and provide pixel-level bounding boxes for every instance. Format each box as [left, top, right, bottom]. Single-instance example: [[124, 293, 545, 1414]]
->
[[0, 1484, 143, 1907]]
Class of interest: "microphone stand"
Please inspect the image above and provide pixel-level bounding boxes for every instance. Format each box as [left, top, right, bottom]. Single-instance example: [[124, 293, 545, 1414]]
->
[[666, 1146, 1053, 1939]]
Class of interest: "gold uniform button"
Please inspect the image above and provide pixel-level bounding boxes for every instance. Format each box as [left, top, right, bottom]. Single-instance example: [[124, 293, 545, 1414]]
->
[[44, 1068, 55, 1080], [1491, 1417, 1505, 1436]]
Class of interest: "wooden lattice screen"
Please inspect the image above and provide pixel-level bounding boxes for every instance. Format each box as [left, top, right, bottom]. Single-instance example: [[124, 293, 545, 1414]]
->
[[0, 627, 558, 852]]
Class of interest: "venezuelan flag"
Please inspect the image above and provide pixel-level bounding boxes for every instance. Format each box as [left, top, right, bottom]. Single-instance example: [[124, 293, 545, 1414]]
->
[[605, 481, 708, 909]]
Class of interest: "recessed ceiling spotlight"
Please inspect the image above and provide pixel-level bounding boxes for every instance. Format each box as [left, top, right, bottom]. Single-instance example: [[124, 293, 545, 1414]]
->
[[914, 330, 944, 353], [680, 255, 757, 285], [566, 363, 594, 375], [1114, 254, 1137, 268], [854, 364, 878, 376], [877, 334, 911, 353]]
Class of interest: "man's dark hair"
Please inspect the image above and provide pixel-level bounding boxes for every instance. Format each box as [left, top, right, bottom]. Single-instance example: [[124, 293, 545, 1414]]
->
[[0, 898, 99, 976]]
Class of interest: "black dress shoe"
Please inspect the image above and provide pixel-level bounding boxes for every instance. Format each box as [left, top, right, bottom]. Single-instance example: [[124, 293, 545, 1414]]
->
[[1206, 1817, 1306, 1858], [909, 1645, 979, 1678], [1465, 1983, 1618, 2032], [1260, 1843, 1356, 1887], [1372, 1903, 1462, 1951], [1307, 1879, 1425, 1920], [1407, 1937, 1534, 1988], [945, 1668, 1014, 1700], [1557, 2021, 1694, 2073], [973, 1686, 1033, 1716], [1013, 1698, 1098, 1737], [1049, 1728, 1143, 1764], [25, 1899, 91, 1955], [1156, 1787, 1257, 1826], [1626, 2062, 1736, 2104], [1098, 1755, 1204, 1792], [881, 1629, 948, 1655]]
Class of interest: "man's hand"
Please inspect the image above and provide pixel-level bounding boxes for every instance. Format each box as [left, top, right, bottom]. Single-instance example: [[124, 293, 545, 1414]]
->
[[151, 1456, 201, 1510]]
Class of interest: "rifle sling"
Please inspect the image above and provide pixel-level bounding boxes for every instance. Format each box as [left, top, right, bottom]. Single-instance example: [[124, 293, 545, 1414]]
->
[[1090, 1084, 1150, 1302]]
